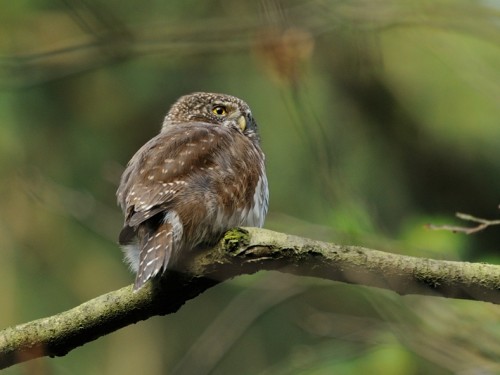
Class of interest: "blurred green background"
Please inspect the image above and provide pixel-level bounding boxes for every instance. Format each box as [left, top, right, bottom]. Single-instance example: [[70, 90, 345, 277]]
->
[[1, 1, 500, 374]]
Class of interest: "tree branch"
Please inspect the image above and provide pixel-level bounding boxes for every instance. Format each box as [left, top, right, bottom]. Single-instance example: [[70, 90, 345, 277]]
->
[[426, 211, 500, 234], [1, 227, 499, 369]]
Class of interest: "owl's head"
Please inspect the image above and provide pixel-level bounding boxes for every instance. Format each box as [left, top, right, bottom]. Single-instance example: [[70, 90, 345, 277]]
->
[[162, 92, 259, 137]]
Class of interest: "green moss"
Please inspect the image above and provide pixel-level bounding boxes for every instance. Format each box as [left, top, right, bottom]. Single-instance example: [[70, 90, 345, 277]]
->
[[222, 228, 250, 254]]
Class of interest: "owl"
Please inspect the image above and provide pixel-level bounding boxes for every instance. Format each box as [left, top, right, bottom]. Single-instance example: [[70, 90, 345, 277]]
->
[[117, 92, 269, 290]]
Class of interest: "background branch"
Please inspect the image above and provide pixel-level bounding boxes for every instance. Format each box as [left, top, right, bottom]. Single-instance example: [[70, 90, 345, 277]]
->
[[1, 227, 499, 370], [426, 210, 500, 234]]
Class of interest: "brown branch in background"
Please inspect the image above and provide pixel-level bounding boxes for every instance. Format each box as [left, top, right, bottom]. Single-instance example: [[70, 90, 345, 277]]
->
[[1, 227, 499, 370], [426, 207, 500, 234]]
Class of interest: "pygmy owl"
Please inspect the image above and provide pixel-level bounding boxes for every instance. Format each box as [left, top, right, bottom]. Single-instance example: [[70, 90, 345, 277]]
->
[[117, 92, 269, 290]]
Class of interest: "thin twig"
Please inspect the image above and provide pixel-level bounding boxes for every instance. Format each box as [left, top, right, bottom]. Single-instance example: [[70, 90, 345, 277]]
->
[[426, 209, 500, 234]]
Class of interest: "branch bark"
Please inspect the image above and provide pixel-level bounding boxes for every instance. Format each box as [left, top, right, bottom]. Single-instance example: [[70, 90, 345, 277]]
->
[[1, 227, 499, 369]]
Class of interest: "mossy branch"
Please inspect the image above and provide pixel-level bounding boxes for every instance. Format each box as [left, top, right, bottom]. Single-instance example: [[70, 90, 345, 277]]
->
[[1, 227, 499, 369]]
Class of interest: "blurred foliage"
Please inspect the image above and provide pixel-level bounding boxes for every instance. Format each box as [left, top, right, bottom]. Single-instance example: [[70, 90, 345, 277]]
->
[[1, 0, 500, 374]]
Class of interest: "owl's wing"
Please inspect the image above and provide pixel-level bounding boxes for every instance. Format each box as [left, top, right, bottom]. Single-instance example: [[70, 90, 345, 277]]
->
[[117, 123, 233, 232]]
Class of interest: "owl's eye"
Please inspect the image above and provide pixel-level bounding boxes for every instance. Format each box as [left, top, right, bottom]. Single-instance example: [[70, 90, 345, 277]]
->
[[212, 106, 228, 116]]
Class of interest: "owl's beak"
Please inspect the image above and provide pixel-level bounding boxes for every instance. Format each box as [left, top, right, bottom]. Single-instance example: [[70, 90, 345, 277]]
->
[[237, 115, 247, 132]]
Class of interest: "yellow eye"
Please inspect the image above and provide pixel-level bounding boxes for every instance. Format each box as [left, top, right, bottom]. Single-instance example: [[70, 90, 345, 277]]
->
[[212, 106, 228, 116]]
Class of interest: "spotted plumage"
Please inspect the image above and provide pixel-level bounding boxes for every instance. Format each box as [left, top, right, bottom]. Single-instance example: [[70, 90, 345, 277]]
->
[[117, 92, 269, 290]]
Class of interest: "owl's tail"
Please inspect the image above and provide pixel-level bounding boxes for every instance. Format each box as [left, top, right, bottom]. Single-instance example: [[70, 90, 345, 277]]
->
[[134, 221, 174, 290]]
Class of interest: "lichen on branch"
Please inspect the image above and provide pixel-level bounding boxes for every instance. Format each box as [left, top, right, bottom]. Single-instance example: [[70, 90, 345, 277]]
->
[[1, 227, 499, 370]]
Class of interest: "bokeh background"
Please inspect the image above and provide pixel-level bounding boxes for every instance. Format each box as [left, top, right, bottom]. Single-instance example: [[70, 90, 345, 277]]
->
[[1, 1, 500, 374]]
